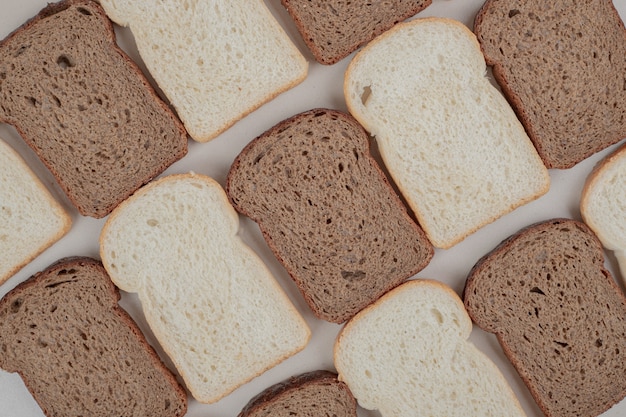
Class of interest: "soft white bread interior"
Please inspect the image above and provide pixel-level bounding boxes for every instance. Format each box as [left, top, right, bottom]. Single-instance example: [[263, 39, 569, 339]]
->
[[581, 143, 626, 283], [98, 0, 308, 142], [99, 173, 310, 403], [334, 279, 526, 417], [344, 17, 549, 248], [0, 138, 71, 284]]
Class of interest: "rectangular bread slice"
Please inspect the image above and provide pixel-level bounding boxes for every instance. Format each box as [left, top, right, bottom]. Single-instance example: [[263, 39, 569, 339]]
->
[[0, 0, 188, 218], [0, 257, 187, 417]]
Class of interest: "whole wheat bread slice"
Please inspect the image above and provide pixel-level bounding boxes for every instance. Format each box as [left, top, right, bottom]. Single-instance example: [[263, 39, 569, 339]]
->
[[0, 0, 187, 217], [0, 257, 187, 417], [226, 109, 434, 323], [464, 218, 626, 417], [474, 0, 626, 169], [238, 370, 357, 417], [281, 0, 431, 64]]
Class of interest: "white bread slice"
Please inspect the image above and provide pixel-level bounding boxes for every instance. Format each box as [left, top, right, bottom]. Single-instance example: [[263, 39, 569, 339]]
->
[[99, 173, 310, 403], [334, 279, 526, 417], [344, 18, 550, 249], [0, 138, 71, 284], [581, 142, 626, 282], [98, 0, 308, 142]]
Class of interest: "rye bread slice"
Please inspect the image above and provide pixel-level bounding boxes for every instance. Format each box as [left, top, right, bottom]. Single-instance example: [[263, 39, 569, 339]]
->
[[464, 218, 626, 417], [281, 0, 431, 64], [0, 0, 187, 217], [0, 257, 187, 417], [474, 0, 626, 169], [226, 108, 434, 323], [238, 370, 357, 417]]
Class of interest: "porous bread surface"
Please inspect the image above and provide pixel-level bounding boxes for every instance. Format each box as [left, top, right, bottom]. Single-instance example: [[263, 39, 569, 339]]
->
[[0, 0, 188, 218], [0, 257, 187, 417], [281, 0, 431, 64], [475, 0, 626, 169], [581, 142, 626, 282], [238, 370, 357, 417], [334, 280, 526, 417], [0, 138, 71, 284], [464, 218, 626, 417], [344, 18, 550, 248], [226, 109, 433, 323], [98, 0, 308, 142], [99, 173, 310, 404]]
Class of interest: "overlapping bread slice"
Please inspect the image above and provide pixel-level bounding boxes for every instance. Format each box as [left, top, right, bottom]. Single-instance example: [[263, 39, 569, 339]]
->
[[464, 218, 626, 417], [0, 257, 187, 417], [0, 0, 187, 217], [226, 108, 433, 323], [474, 0, 626, 168]]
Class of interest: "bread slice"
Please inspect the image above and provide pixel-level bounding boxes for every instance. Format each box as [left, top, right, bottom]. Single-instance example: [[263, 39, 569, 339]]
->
[[474, 0, 626, 169], [581, 142, 626, 284], [0, 257, 187, 417], [464, 218, 626, 417], [0, 138, 71, 284], [98, 0, 308, 142], [344, 18, 550, 249], [238, 370, 357, 417], [334, 279, 526, 417], [0, 0, 187, 218], [280, 0, 431, 64], [226, 108, 434, 323], [99, 173, 311, 404]]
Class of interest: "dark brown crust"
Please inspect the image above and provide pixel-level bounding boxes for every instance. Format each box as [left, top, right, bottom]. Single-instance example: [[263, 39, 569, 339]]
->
[[226, 108, 433, 323], [463, 218, 626, 417], [474, 0, 626, 169], [0, 257, 188, 417], [0, 0, 187, 217], [238, 370, 356, 417], [281, 0, 432, 64]]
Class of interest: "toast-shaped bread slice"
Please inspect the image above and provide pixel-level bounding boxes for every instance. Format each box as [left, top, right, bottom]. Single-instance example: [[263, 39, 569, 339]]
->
[[344, 18, 550, 249], [581, 142, 626, 284], [280, 0, 431, 64], [0, 257, 187, 417], [0, 0, 187, 218], [464, 219, 626, 417], [0, 138, 71, 284], [226, 109, 434, 323], [98, 0, 308, 142], [238, 370, 357, 417], [334, 279, 526, 417], [99, 173, 310, 404], [474, 0, 626, 169]]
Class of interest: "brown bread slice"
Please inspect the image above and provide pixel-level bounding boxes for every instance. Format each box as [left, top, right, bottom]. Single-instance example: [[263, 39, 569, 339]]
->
[[464, 218, 626, 417], [281, 0, 431, 64], [474, 0, 626, 169], [238, 370, 357, 417], [0, 257, 187, 417], [226, 108, 433, 323], [0, 0, 187, 217]]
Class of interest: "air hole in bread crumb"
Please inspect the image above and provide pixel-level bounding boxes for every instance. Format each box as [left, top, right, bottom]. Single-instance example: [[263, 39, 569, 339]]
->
[[147, 219, 159, 227], [361, 85, 372, 106], [76, 7, 92, 16], [57, 55, 74, 69], [508, 9, 520, 18]]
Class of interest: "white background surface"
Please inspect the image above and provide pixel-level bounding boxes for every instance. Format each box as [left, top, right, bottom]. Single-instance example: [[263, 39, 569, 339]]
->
[[1, 0, 625, 416]]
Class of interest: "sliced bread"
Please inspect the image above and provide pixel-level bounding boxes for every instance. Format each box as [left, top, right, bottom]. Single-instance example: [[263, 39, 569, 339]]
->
[[0, 0, 187, 218], [344, 18, 550, 249], [0, 257, 187, 417], [99, 173, 311, 404], [581, 142, 626, 283], [226, 108, 434, 323], [334, 279, 526, 417], [280, 0, 431, 64], [98, 0, 308, 142], [0, 138, 71, 284], [238, 370, 357, 417], [464, 218, 626, 417], [474, 0, 626, 169]]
